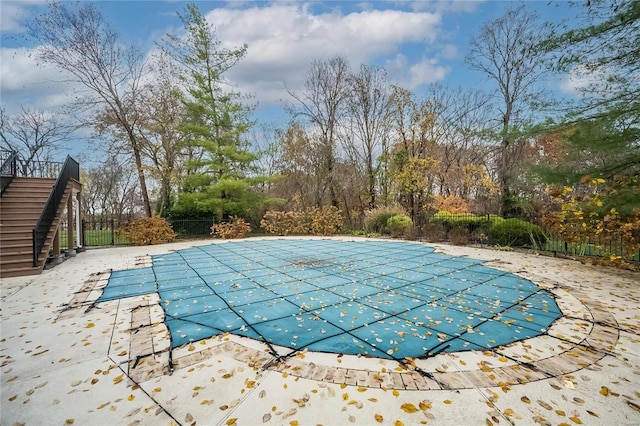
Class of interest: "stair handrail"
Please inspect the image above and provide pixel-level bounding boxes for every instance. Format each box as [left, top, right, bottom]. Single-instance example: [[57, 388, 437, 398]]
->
[[0, 149, 18, 197], [32, 155, 80, 267]]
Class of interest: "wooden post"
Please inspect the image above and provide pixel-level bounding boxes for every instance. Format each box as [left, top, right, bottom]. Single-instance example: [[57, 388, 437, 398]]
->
[[67, 195, 76, 256], [52, 226, 60, 255]]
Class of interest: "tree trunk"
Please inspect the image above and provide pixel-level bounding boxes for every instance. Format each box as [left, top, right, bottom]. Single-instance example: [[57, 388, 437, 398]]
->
[[126, 128, 152, 217]]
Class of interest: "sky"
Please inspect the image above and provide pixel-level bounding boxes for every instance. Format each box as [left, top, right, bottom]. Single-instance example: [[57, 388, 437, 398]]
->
[[0, 0, 582, 159]]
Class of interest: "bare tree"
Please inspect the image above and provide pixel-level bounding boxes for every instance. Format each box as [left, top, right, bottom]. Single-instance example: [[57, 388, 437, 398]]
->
[[27, 1, 152, 216], [136, 53, 188, 217], [0, 106, 73, 176], [288, 57, 351, 207], [422, 85, 493, 199], [344, 65, 393, 209], [81, 155, 140, 222], [465, 5, 546, 216], [272, 122, 325, 210]]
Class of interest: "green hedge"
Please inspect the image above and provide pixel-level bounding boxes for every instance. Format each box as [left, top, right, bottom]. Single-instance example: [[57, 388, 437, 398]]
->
[[387, 214, 413, 237], [429, 212, 500, 232], [490, 218, 547, 248]]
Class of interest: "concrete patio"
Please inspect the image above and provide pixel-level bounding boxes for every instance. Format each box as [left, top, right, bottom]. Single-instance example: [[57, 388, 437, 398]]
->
[[1, 237, 639, 425]]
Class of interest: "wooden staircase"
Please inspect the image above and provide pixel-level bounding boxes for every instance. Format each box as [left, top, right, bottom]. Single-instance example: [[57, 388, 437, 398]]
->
[[0, 177, 71, 278]]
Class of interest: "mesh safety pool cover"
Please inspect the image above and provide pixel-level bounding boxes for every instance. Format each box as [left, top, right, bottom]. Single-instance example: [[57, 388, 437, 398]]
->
[[97, 239, 561, 360]]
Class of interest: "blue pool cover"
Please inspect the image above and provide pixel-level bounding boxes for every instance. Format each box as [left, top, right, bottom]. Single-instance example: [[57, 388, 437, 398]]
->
[[98, 239, 561, 360]]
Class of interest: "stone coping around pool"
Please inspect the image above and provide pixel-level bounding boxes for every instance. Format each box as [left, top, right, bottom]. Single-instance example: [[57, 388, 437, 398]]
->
[[57, 248, 620, 391]]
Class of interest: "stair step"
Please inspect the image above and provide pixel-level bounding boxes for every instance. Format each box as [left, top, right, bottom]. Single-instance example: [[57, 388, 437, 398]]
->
[[0, 259, 42, 270], [0, 266, 43, 278], [0, 242, 32, 250], [1, 176, 78, 278]]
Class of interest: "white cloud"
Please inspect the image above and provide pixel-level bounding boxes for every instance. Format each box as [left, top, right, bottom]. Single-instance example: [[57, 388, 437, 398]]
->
[[408, 57, 451, 87], [0, 47, 78, 114], [384, 53, 450, 89], [0, 1, 44, 34], [203, 4, 445, 105], [559, 64, 612, 96]]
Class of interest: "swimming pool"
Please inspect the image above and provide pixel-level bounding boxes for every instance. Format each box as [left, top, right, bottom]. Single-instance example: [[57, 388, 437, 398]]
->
[[98, 239, 561, 361]]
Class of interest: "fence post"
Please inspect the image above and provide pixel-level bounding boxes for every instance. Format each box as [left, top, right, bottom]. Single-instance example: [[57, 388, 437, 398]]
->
[[110, 219, 115, 246], [82, 219, 86, 247]]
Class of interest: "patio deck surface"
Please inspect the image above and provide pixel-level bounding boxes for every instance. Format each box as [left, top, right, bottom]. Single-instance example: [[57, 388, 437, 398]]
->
[[1, 237, 639, 425]]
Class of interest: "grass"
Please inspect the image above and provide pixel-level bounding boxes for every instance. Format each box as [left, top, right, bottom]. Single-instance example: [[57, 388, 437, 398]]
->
[[59, 229, 129, 248]]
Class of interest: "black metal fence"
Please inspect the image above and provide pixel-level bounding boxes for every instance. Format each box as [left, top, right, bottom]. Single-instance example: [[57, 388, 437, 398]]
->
[[73, 214, 638, 263], [0, 149, 18, 196], [80, 218, 216, 247]]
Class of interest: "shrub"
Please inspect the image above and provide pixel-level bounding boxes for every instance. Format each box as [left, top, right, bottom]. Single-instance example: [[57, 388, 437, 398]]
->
[[117, 217, 176, 245], [387, 214, 413, 238], [307, 206, 343, 236], [403, 226, 419, 241], [211, 216, 251, 239], [422, 223, 447, 242], [260, 207, 343, 236], [428, 195, 470, 214], [364, 204, 406, 234], [448, 227, 470, 245], [430, 212, 483, 232], [490, 218, 547, 248], [260, 211, 306, 235]]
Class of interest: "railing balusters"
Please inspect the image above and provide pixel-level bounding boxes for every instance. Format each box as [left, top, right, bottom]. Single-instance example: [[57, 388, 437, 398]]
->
[[31, 156, 79, 267]]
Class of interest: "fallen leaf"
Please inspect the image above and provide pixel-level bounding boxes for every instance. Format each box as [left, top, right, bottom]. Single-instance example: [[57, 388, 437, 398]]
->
[[375, 413, 383, 423], [226, 418, 237, 425], [85, 323, 95, 328], [419, 400, 432, 411], [569, 416, 582, 424], [394, 421, 404, 426], [263, 413, 272, 423], [348, 415, 355, 423], [128, 394, 135, 401], [443, 400, 452, 404], [626, 401, 640, 413], [392, 390, 400, 397], [537, 400, 552, 410], [259, 390, 266, 398], [65, 419, 74, 424], [521, 396, 531, 404], [599, 386, 609, 396], [401, 403, 419, 413]]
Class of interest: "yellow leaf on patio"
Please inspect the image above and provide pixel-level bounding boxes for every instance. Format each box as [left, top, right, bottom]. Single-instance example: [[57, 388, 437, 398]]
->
[[400, 403, 419, 413]]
